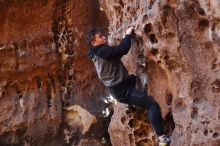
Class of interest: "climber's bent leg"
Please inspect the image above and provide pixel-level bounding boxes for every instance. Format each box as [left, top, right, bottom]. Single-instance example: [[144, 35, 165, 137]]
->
[[125, 86, 164, 136]]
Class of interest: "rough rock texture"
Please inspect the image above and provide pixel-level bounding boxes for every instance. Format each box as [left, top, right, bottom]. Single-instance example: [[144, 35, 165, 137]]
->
[[99, 0, 220, 145], [0, 0, 109, 145], [63, 105, 97, 143], [63, 105, 97, 135], [1, 0, 220, 146], [109, 103, 157, 146], [0, 1, 62, 145]]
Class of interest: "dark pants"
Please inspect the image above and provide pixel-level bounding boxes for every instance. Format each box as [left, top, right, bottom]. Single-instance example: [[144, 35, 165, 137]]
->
[[109, 75, 164, 136]]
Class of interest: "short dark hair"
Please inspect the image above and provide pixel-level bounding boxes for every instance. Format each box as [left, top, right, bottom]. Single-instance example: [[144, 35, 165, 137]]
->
[[85, 28, 100, 47]]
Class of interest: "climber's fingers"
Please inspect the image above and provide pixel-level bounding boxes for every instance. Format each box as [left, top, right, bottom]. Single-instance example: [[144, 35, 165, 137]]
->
[[125, 26, 134, 35]]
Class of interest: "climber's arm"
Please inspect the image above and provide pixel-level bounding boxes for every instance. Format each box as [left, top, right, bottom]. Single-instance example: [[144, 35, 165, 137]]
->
[[96, 35, 131, 59]]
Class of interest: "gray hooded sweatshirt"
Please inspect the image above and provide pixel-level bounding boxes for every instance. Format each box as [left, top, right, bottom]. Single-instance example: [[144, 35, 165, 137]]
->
[[88, 35, 131, 87]]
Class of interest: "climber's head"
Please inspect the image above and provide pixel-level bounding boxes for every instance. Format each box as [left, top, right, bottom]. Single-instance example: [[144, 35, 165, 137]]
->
[[86, 28, 107, 47]]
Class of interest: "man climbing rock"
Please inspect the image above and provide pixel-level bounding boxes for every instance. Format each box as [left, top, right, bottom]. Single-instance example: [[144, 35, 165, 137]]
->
[[86, 26, 171, 146]]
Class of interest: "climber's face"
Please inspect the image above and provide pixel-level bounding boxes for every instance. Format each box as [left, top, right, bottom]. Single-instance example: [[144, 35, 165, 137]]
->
[[91, 32, 107, 47]]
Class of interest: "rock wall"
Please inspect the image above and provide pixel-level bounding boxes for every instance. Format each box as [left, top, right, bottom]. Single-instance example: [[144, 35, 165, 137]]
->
[[99, 0, 220, 145], [0, 0, 110, 145], [0, 1, 62, 145], [0, 0, 220, 146]]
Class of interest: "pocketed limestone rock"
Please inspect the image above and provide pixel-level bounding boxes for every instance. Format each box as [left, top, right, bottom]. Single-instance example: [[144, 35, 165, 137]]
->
[[63, 105, 97, 135], [99, 0, 220, 145]]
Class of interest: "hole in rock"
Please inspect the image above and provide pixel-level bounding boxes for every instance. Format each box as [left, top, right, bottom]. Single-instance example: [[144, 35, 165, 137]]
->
[[142, 14, 148, 23], [148, 0, 156, 10], [197, 7, 205, 15], [57, 70, 65, 86], [192, 97, 202, 104], [129, 134, 133, 143], [48, 74, 56, 89], [199, 18, 209, 28], [126, 109, 131, 115], [16, 127, 27, 137], [128, 119, 137, 128], [190, 78, 201, 95], [213, 132, 219, 138], [211, 63, 217, 70], [68, 75, 74, 80], [149, 34, 158, 44], [17, 90, 23, 99], [134, 128, 148, 137], [47, 95, 52, 108], [134, 108, 147, 121], [157, 60, 162, 63], [165, 93, 173, 106], [204, 129, 208, 136], [164, 112, 175, 135], [0, 43, 4, 48], [67, 80, 75, 94], [134, 129, 143, 137], [119, 0, 124, 7], [161, 4, 172, 26], [65, 46, 74, 55], [211, 79, 220, 93], [126, 105, 137, 114], [121, 116, 126, 124], [136, 138, 151, 146], [126, 6, 131, 12], [191, 106, 198, 119], [46, 79, 54, 108], [16, 82, 26, 99], [150, 48, 159, 55], [2, 91, 5, 97], [201, 121, 210, 125], [144, 23, 152, 34], [35, 77, 43, 90], [163, 4, 172, 12]]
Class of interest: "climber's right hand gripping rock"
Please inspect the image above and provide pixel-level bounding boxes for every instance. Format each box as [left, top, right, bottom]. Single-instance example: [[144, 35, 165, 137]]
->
[[125, 26, 134, 35]]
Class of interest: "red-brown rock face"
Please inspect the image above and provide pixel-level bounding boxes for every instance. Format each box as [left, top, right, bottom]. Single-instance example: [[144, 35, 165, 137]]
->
[[99, 0, 220, 145], [0, 1, 61, 145], [0, 0, 220, 146], [0, 0, 109, 145]]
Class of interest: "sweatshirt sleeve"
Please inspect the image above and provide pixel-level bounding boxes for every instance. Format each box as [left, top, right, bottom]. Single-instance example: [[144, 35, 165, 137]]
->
[[96, 35, 131, 59]]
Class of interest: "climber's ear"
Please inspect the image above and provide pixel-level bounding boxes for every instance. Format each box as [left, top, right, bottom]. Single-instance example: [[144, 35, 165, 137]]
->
[[85, 28, 99, 47], [91, 35, 97, 47], [91, 40, 96, 47]]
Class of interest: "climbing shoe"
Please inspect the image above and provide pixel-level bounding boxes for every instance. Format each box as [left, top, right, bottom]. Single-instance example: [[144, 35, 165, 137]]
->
[[158, 135, 171, 146]]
